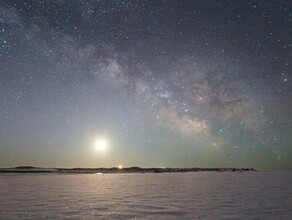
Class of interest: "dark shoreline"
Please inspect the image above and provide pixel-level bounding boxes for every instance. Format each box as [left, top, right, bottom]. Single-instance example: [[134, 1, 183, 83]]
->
[[0, 166, 256, 174]]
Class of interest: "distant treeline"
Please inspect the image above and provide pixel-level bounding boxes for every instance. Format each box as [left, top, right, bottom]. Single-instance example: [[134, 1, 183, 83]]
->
[[0, 166, 256, 173]]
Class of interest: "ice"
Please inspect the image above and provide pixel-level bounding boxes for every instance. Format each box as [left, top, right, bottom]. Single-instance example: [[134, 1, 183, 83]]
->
[[0, 172, 291, 219]]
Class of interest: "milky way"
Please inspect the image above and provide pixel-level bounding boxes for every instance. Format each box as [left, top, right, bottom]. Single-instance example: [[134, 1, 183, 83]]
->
[[0, 1, 291, 169]]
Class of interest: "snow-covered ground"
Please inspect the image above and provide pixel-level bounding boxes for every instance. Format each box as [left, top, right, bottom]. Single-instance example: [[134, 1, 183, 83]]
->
[[0, 172, 291, 219]]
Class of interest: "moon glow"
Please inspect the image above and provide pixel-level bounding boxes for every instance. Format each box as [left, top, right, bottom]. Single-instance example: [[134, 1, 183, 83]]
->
[[94, 139, 108, 152]]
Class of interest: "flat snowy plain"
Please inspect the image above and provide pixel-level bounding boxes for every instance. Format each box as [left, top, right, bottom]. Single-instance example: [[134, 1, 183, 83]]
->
[[0, 172, 291, 219]]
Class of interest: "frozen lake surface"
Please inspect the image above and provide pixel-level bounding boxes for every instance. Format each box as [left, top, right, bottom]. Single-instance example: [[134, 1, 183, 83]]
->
[[0, 172, 291, 219]]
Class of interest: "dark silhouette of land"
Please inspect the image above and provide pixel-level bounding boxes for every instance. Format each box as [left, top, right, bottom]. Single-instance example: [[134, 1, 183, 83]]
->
[[0, 166, 256, 174]]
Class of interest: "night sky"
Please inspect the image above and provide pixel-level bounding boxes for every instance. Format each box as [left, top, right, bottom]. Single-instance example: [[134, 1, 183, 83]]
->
[[0, 0, 291, 169]]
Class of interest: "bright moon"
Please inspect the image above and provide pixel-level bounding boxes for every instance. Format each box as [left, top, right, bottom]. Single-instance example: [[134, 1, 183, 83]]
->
[[94, 139, 108, 152]]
